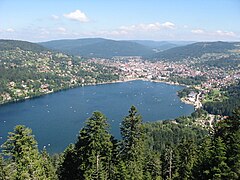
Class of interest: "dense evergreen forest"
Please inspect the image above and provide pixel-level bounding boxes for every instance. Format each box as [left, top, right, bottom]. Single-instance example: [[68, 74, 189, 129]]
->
[[203, 82, 240, 116], [0, 106, 239, 179]]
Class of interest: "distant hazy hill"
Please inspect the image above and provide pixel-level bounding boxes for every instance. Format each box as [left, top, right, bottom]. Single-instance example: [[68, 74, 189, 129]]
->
[[0, 39, 49, 52], [130, 40, 179, 51], [40, 38, 154, 58], [151, 41, 240, 61], [130, 40, 194, 52]]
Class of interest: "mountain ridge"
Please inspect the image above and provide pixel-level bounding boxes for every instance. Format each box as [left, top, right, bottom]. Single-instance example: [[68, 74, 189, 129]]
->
[[39, 38, 154, 58]]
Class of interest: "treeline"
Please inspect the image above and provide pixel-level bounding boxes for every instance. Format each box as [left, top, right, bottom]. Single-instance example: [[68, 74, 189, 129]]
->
[[169, 75, 207, 85], [0, 106, 240, 179], [203, 82, 240, 116]]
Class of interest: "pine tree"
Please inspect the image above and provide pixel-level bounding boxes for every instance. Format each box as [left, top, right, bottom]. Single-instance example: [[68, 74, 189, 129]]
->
[[58, 144, 80, 180], [1, 125, 48, 180], [161, 145, 174, 180], [210, 136, 230, 180], [192, 137, 212, 180], [144, 151, 162, 180], [176, 140, 197, 180], [0, 155, 7, 180], [214, 108, 240, 179], [41, 148, 57, 179], [120, 106, 144, 179], [75, 111, 113, 180], [161, 144, 180, 180]]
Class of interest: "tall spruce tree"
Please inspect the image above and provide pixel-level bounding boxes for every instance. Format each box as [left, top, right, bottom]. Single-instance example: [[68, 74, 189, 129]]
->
[[75, 111, 113, 180], [58, 144, 80, 180], [0, 155, 7, 180], [120, 106, 144, 179], [144, 151, 162, 180], [177, 140, 197, 180], [1, 125, 48, 180], [41, 148, 57, 180], [210, 136, 230, 179], [192, 137, 212, 180], [214, 108, 240, 179]]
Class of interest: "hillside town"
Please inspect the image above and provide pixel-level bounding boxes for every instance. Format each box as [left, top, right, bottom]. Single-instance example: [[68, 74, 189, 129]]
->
[[89, 55, 240, 108], [1, 47, 240, 110]]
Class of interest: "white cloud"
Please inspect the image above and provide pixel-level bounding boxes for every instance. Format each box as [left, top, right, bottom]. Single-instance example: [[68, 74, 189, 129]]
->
[[57, 27, 66, 32], [215, 30, 236, 37], [51, 15, 59, 20], [119, 22, 175, 32], [6, 28, 15, 32], [191, 29, 205, 34], [63, 10, 89, 22], [161, 22, 175, 29], [191, 28, 236, 38], [189, 28, 239, 41], [57, 27, 67, 34]]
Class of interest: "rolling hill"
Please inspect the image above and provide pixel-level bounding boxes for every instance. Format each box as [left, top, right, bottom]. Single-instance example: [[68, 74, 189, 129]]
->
[[39, 38, 154, 58], [0, 39, 49, 52], [130, 40, 194, 51], [150, 41, 240, 61]]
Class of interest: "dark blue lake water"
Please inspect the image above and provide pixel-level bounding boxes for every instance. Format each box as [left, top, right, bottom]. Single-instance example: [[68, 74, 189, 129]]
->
[[0, 80, 194, 153]]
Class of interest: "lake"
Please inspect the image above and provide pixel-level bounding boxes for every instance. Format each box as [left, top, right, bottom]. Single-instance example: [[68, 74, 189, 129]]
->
[[0, 80, 194, 153]]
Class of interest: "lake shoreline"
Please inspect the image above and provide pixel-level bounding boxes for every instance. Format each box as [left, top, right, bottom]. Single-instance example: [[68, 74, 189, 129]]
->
[[0, 80, 195, 153], [0, 78, 193, 107]]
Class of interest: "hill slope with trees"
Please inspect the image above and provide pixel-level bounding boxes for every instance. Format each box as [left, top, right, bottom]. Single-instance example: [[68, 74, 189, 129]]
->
[[40, 38, 154, 58], [150, 41, 240, 61], [0, 40, 119, 104]]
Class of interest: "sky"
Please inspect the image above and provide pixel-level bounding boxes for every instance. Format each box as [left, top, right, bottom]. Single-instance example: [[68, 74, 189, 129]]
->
[[0, 0, 239, 42]]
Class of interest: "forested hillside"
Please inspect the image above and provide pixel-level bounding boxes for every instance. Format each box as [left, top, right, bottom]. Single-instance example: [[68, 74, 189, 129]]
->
[[0, 40, 119, 104], [203, 82, 240, 116], [151, 41, 240, 61], [40, 38, 154, 58], [0, 40, 49, 52], [1, 106, 239, 179]]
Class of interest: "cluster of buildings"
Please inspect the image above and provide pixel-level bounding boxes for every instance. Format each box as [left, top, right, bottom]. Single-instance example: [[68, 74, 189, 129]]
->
[[90, 56, 240, 91]]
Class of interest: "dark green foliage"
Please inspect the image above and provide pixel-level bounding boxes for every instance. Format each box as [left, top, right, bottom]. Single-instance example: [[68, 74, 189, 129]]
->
[[1, 125, 54, 179], [177, 140, 197, 180], [143, 120, 207, 153], [41, 148, 57, 180], [178, 87, 199, 98], [192, 137, 212, 179], [144, 151, 162, 180], [0, 155, 7, 180], [210, 137, 231, 179], [193, 107, 240, 179], [0, 106, 239, 179], [214, 108, 240, 179], [0, 40, 49, 52], [161, 145, 176, 180], [119, 106, 145, 179], [203, 82, 240, 116], [75, 111, 113, 179], [169, 75, 207, 85], [190, 108, 208, 119], [120, 106, 144, 160], [58, 144, 80, 180]]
